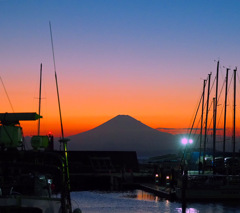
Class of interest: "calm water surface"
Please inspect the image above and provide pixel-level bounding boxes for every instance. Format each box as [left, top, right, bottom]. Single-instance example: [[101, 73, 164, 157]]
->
[[71, 190, 240, 213]]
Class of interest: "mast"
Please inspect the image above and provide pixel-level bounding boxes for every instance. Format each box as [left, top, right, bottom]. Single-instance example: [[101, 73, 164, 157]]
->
[[49, 21, 72, 213], [212, 61, 219, 172], [213, 97, 216, 173], [203, 73, 211, 173], [223, 68, 229, 155], [233, 68, 237, 158], [38, 63, 42, 136], [199, 79, 206, 173]]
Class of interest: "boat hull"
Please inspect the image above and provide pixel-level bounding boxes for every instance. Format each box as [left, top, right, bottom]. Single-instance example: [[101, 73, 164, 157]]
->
[[176, 187, 240, 200], [0, 196, 62, 213]]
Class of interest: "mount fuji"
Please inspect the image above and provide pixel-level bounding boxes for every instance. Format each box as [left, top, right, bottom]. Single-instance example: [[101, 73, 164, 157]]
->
[[68, 115, 180, 157]]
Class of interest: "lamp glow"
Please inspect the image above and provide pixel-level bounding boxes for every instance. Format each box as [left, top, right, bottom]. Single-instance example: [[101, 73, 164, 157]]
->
[[181, 138, 188, 145], [189, 139, 193, 144]]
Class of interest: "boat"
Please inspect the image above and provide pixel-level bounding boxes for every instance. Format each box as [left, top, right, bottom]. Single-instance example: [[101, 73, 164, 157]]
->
[[0, 112, 81, 212], [176, 62, 240, 200], [176, 173, 240, 200]]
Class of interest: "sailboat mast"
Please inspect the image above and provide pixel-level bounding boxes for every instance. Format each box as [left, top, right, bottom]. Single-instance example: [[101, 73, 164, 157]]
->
[[203, 73, 211, 173], [223, 68, 229, 155], [233, 68, 237, 157], [213, 61, 219, 171], [199, 79, 206, 171], [213, 97, 216, 173], [38, 63, 42, 136]]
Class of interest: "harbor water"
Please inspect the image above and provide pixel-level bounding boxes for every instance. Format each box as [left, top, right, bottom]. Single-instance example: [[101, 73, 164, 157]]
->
[[71, 190, 240, 213]]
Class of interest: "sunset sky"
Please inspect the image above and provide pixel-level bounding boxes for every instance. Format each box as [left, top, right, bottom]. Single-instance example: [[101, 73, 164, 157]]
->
[[1, 1, 240, 137]]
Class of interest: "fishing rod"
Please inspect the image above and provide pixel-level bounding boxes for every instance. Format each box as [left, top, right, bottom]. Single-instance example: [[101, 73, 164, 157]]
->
[[49, 21, 72, 213], [38, 63, 42, 136]]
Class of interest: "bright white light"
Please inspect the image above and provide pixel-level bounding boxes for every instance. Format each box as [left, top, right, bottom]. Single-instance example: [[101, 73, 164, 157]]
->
[[189, 139, 193, 144], [181, 138, 188, 145]]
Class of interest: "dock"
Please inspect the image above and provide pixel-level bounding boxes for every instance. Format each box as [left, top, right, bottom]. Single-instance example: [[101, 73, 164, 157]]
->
[[139, 183, 175, 200]]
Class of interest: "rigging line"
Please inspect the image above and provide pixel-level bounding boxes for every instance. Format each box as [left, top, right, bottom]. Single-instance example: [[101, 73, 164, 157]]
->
[[226, 73, 234, 111], [217, 105, 224, 131], [228, 72, 234, 94], [188, 76, 209, 135], [181, 82, 205, 166], [237, 71, 240, 83], [210, 74, 216, 95], [0, 76, 15, 112], [187, 86, 204, 136], [187, 89, 203, 134], [219, 65, 225, 80], [200, 76, 224, 140], [236, 72, 240, 99], [205, 99, 214, 134], [217, 76, 225, 101], [201, 97, 214, 139], [193, 119, 201, 135], [215, 77, 226, 130], [201, 75, 216, 116], [226, 72, 234, 112], [192, 110, 202, 136]]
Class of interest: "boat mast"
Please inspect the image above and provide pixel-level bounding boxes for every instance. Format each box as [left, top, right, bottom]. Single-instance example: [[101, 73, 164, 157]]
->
[[203, 73, 211, 173], [199, 79, 206, 173], [38, 63, 42, 136], [213, 97, 216, 173], [213, 61, 219, 172], [233, 68, 237, 158], [223, 68, 229, 155], [49, 21, 72, 213]]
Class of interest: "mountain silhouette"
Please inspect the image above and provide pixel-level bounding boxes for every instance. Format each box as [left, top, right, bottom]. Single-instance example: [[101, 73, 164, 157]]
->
[[68, 115, 179, 157]]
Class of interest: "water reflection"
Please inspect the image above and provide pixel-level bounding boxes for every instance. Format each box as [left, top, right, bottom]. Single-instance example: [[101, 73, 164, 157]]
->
[[176, 207, 199, 213], [71, 190, 240, 213], [135, 190, 157, 201], [123, 189, 165, 202], [124, 190, 199, 212]]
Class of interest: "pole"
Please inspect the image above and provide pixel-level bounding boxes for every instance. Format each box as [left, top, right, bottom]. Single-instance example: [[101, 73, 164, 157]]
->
[[212, 61, 219, 173], [203, 73, 211, 173], [213, 97, 216, 174], [233, 68, 237, 158], [223, 68, 229, 155], [199, 79, 206, 174]]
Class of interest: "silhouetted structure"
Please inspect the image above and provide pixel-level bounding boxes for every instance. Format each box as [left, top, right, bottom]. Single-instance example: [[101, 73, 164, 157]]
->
[[56, 151, 139, 190], [60, 151, 139, 173]]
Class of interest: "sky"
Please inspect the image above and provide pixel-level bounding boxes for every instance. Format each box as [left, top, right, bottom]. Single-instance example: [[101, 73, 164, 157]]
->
[[1, 0, 240, 137]]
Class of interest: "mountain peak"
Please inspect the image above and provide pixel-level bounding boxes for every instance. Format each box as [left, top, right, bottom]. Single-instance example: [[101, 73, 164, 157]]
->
[[113, 114, 136, 120], [68, 115, 178, 156], [100, 115, 146, 130]]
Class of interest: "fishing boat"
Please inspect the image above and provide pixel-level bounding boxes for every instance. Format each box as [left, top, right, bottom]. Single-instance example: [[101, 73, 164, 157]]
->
[[0, 112, 82, 212], [176, 62, 240, 200]]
